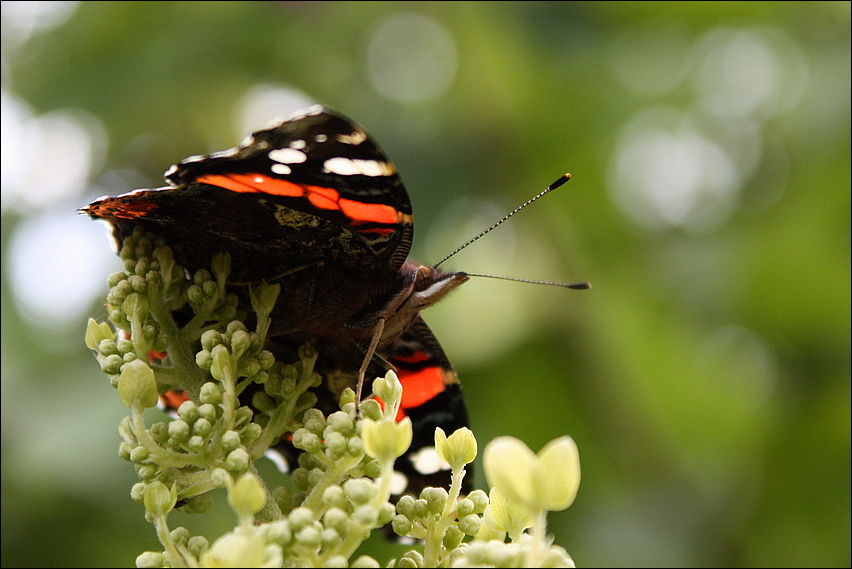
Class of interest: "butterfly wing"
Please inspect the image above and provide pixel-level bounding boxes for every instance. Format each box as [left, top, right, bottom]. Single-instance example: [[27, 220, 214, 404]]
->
[[83, 106, 413, 283], [387, 316, 472, 495]]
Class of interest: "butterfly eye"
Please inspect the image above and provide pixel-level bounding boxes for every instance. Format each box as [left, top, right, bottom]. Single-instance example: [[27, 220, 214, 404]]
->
[[413, 265, 436, 292]]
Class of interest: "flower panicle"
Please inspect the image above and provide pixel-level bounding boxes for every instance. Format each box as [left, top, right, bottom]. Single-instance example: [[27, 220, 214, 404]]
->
[[86, 228, 580, 568]]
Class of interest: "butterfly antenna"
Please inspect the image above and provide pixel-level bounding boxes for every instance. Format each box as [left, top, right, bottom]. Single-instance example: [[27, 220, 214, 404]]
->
[[466, 272, 590, 290], [433, 173, 571, 269]]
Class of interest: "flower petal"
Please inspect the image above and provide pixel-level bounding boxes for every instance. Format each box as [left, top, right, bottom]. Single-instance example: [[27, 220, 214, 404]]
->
[[535, 436, 581, 511], [483, 436, 536, 505]]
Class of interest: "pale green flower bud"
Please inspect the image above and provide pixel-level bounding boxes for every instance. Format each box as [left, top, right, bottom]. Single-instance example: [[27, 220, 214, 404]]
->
[[351, 555, 382, 568], [377, 502, 396, 526], [100, 353, 122, 375], [209, 344, 235, 381], [412, 498, 429, 519], [396, 494, 416, 518], [129, 446, 149, 463], [170, 526, 190, 545], [338, 387, 356, 409], [326, 411, 355, 435], [192, 418, 212, 438], [119, 441, 133, 461], [187, 435, 204, 452], [459, 513, 482, 535], [295, 525, 321, 549], [85, 318, 114, 350], [143, 481, 176, 517], [227, 473, 266, 520], [235, 406, 254, 427], [212, 252, 231, 280], [118, 359, 158, 409], [177, 400, 199, 423], [488, 486, 533, 536], [199, 382, 222, 405], [135, 551, 165, 568], [372, 370, 403, 407], [435, 426, 477, 470], [210, 468, 231, 488], [463, 542, 489, 565], [322, 485, 348, 510], [324, 554, 348, 568], [347, 435, 364, 457], [195, 350, 213, 370], [303, 408, 325, 433], [442, 525, 464, 549], [293, 430, 321, 454], [224, 448, 250, 472], [150, 422, 169, 444], [457, 497, 475, 517], [181, 493, 213, 514], [136, 463, 158, 480], [324, 431, 347, 460], [272, 486, 292, 515], [352, 504, 379, 528], [200, 330, 222, 352], [253, 282, 281, 313], [400, 550, 424, 568], [343, 477, 376, 505], [392, 514, 413, 536], [422, 487, 448, 515], [288, 506, 315, 531], [360, 398, 382, 421], [187, 535, 210, 557], [361, 417, 412, 461], [230, 329, 251, 359], [476, 506, 507, 542], [241, 423, 262, 447], [197, 403, 217, 421], [265, 520, 292, 546], [130, 483, 146, 503], [123, 292, 149, 320], [107, 271, 127, 288], [541, 544, 576, 568], [168, 419, 191, 442], [323, 506, 351, 534], [201, 529, 266, 568], [251, 391, 275, 413]]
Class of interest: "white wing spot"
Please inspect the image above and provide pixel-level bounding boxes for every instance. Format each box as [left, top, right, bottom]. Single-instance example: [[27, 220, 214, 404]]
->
[[254, 176, 264, 184], [290, 139, 307, 150], [271, 163, 292, 175], [264, 448, 290, 474], [269, 148, 307, 164], [410, 446, 449, 475], [209, 147, 240, 159], [323, 157, 395, 177], [390, 471, 409, 495], [336, 130, 368, 145]]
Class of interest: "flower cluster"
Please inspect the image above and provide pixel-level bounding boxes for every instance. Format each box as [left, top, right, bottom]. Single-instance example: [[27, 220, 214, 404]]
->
[[85, 228, 582, 567]]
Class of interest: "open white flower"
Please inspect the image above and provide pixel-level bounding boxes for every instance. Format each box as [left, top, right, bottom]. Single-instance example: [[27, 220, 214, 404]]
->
[[483, 435, 580, 513]]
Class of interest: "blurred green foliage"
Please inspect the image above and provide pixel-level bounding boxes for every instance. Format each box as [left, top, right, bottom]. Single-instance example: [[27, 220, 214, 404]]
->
[[2, 2, 848, 567]]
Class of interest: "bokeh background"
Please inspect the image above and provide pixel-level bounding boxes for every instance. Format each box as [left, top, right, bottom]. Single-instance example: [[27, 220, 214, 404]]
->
[[2, 2, 849, 567]]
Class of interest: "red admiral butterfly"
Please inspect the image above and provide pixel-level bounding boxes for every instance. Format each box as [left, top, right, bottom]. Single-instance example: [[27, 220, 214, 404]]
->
[[83, 106, 480, 494], [84, 105, 586, 497]]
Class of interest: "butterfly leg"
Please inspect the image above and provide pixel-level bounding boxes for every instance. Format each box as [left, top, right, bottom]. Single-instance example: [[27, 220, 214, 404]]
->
[[355, 316, 386, 418]]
